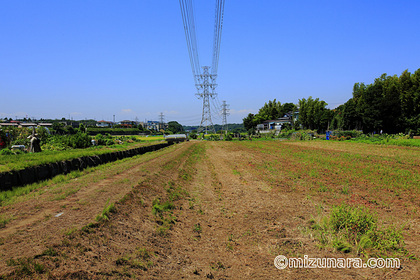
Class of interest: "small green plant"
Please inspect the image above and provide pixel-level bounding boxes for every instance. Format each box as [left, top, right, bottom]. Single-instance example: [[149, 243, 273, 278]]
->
[[81, 222, 100, 233], [341, 185, 350, 195], [210, 261, 225, 270], [152, 198, 175, 216], [65, 227, 78, 236], [228, 234, 235, 242], [42, 247, 58, 257], [96, 199, 117, 222], [193, 223, 202, 234], [318, 185, 328, 192]]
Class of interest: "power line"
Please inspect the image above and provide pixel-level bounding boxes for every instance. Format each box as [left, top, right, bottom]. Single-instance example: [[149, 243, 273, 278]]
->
[[212, 0, 225, 76]]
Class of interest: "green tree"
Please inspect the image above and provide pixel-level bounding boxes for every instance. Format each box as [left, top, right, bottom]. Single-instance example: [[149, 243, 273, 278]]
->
[[79, 123, 86, 133], [298, 96, 329, 131], [167, 121, 184, 134], [52, 122, 65, 135], [341, 98, 360, 130]]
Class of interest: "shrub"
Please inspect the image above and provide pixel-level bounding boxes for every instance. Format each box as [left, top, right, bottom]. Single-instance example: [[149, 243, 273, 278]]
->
[[291, 131, 314, 140], [95, 134, 106, 145], [333, 130, 363, 139], [63, 132, 91, 149], [0, 148, 14, 155], [189, 133, 198, 140]]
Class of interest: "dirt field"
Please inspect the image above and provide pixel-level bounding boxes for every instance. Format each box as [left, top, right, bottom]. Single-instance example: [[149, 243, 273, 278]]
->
[[0, 140, 419, 279]]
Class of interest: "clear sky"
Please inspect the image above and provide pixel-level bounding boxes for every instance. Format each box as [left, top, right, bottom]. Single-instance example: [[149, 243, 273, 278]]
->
[[1, 0, 420, 125]]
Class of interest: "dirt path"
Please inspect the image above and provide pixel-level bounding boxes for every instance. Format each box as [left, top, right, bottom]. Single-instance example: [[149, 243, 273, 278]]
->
[[0, 141, 418, 279]]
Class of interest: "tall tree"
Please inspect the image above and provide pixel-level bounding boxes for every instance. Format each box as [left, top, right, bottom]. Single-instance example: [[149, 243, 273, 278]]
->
[[298, 96, 329, 131], [243, 113, 256, 131]]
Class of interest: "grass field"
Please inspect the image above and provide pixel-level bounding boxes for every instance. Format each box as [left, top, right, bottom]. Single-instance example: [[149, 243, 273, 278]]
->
[[0, 140, 419, 279]]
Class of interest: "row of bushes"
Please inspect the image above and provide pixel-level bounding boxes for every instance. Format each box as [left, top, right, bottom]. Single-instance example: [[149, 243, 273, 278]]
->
[[87, 128, 149, 136], [0, 126, 147, 154]]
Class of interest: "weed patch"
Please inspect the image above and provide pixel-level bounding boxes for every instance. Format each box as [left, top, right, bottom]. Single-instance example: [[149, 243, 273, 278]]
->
[[96, 199, 117, 222], [6, 257, 46, 277], [309, 204, 408, 258], [115, 247, 154, 270], [0, 214, 13, 228]]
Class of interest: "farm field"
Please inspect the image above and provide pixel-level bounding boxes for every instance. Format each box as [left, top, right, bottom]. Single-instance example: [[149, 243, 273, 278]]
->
[[0, 140, 419, 279]]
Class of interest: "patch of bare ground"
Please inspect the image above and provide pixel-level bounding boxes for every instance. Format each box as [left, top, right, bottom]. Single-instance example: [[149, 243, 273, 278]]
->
[[0, 140, 418, 279]]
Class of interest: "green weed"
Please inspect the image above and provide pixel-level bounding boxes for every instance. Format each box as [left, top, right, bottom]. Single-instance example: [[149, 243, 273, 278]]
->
[[310, 204, 408, 257], [96, 199, 117, 222], [193, 223, 202, 234], [341, 185, 350, 195], [115, 247, 154, 270], [152, 198, 175, 216], [42, 247, 58, 257]]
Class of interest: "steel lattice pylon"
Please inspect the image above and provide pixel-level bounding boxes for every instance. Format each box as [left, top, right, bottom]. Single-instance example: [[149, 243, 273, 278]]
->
[[196, 66, 216, 134], [221, 100, 229, 133], [179, 0, 225, 135]]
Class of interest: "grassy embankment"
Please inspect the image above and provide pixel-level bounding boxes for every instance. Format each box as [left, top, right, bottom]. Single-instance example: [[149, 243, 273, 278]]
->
[[0, 136, 165, 173]]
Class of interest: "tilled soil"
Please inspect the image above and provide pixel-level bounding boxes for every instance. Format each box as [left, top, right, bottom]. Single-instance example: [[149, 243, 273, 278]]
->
[[0, 141, 418, 279]]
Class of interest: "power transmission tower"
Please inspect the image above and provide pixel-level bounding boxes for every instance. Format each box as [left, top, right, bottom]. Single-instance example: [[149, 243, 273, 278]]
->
[[159, 112, 165, 131], [179, 0, 225, 135], [221, 100, 229, 133], [196, 66, 216, 134]]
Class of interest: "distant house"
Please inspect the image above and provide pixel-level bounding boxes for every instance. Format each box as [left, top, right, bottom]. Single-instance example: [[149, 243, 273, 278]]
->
[[0, 121, 53, 128], [20, 123, 38, 128], [256, 111, 298, 133], [145, 121, 160, 131], [38, 123, 53, 128], [0, 123, 18, 128], [96, 120, 113, 128], [119, 120, 135, 128]]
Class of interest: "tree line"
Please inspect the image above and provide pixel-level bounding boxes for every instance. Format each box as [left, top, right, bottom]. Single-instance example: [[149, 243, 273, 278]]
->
[[243, 68, 420, 135]]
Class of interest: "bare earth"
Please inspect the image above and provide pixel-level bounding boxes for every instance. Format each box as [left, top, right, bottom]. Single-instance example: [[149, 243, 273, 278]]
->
[[0, 140, 419, 279]]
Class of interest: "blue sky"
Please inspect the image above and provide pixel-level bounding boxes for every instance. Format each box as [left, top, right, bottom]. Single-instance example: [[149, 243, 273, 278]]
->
[[1, 0, 419, 125]]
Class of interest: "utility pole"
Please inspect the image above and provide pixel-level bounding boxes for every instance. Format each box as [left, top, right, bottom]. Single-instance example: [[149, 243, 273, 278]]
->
[[221, 100, 230, 134], [196, 66, 216, 134]]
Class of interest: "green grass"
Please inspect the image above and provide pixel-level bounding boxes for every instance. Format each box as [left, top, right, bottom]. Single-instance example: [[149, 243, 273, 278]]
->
[[350, 137, 420, 147], [240, 140, 420, 194], [137, 135, 165, 142], [0, 141, 161, 173]]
